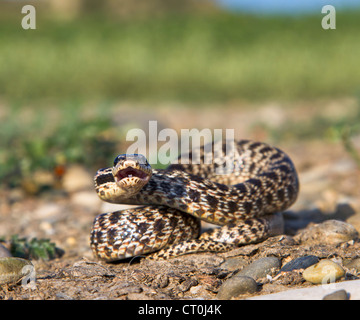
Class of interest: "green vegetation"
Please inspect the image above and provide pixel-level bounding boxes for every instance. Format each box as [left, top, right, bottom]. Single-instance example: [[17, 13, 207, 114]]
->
[[9, 235, 63, 260], [264, 103, 360, 143], [0, 11, 359, 102], [259, 101, 360, 168], [1, 10, 360, 186], [0, 235, 63, 260], [0, 103, 124, 186]]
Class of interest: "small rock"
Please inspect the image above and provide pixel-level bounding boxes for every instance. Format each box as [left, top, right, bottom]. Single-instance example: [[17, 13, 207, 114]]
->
[[295, 219, 358, 245], [280, 255, 319, 272], [302, 259, 345, 284], [189, 284, 214, 299], [113, 285, 143, 296], [55, 292, 76, 300], [189, 285, 203, 295], [153, 274, 169, 289], [322, 289, 349, 300], [216, 276, 258, 299], [179, 278, 198, 292], [221, 257, 247, 271], [236, 257, 281, 280], [0, 257, 34, 285], [344, 257, 360, 272]]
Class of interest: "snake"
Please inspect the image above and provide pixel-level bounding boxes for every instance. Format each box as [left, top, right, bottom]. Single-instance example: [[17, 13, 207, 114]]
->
[[91, 139, 299, 262]]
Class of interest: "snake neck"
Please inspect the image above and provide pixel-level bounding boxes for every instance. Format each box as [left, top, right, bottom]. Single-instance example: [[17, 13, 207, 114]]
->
[[104, 169, 193, 206], [106, 167, 298, 226], [96, 168, 225, 222]]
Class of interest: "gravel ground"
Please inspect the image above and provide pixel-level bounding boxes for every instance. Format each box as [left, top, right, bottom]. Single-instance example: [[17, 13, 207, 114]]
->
[[0, 101, 359, 300]]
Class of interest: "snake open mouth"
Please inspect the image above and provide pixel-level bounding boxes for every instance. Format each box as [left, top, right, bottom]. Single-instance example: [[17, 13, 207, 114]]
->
[[115, 167, 149, 182]]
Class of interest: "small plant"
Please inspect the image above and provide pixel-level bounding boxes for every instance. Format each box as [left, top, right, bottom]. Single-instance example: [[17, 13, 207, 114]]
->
[[9, 235, 64, 261]]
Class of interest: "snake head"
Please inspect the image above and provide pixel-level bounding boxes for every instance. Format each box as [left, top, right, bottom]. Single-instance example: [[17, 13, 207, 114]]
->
[[112, 154, 152, 196]]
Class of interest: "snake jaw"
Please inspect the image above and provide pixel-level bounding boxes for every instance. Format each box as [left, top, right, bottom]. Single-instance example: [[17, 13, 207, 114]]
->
[[115, 167, 149, 181], [113, 167, 150, 187], [112, 157, 152, 194]]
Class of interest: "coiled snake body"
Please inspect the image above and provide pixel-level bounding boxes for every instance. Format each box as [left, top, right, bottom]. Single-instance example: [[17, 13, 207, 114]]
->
[[91, 140, 299, 261]]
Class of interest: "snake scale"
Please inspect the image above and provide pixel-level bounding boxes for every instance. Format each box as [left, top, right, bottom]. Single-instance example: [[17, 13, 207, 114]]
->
[[91, 139, 299, 261]]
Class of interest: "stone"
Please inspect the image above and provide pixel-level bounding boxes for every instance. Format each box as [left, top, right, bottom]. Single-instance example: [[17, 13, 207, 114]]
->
[[322, 289, 349, 300], [295, 219, 358, 245], [236, 257, 281, 280], [302, 259, 345, 284], [344, 257, 360, 272], [216, 276, 258, 299], [0, 257, 34, 285], [280, 255, 319, 272], [221, 257, 247, 271]]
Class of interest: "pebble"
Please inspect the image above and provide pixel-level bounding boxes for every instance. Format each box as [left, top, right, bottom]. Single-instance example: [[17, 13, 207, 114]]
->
[[0, 257, 34, 285], [178, 278, 199, 292], [221, 257, 248, 271], [236, 257, 281, 280], [302, 259, 345, 284], [55, 292, 76, 300], [322, 289, 349, 300], [295, 219, 358, 245], [344, 257, 360, 272], [216, 276, 258, 299], [280, 255, 319, 272]]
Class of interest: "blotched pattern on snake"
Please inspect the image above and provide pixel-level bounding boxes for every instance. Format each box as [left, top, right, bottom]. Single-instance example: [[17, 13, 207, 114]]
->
[[91, 139, 299, 261]]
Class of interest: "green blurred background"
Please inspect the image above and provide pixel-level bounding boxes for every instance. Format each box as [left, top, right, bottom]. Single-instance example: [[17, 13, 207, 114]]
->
[[0, 0, 359, 189], [2, 0, 360, 102]]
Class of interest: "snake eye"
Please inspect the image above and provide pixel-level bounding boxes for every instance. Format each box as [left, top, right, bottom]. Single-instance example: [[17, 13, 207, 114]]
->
[[114, 155, 126, 167]]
